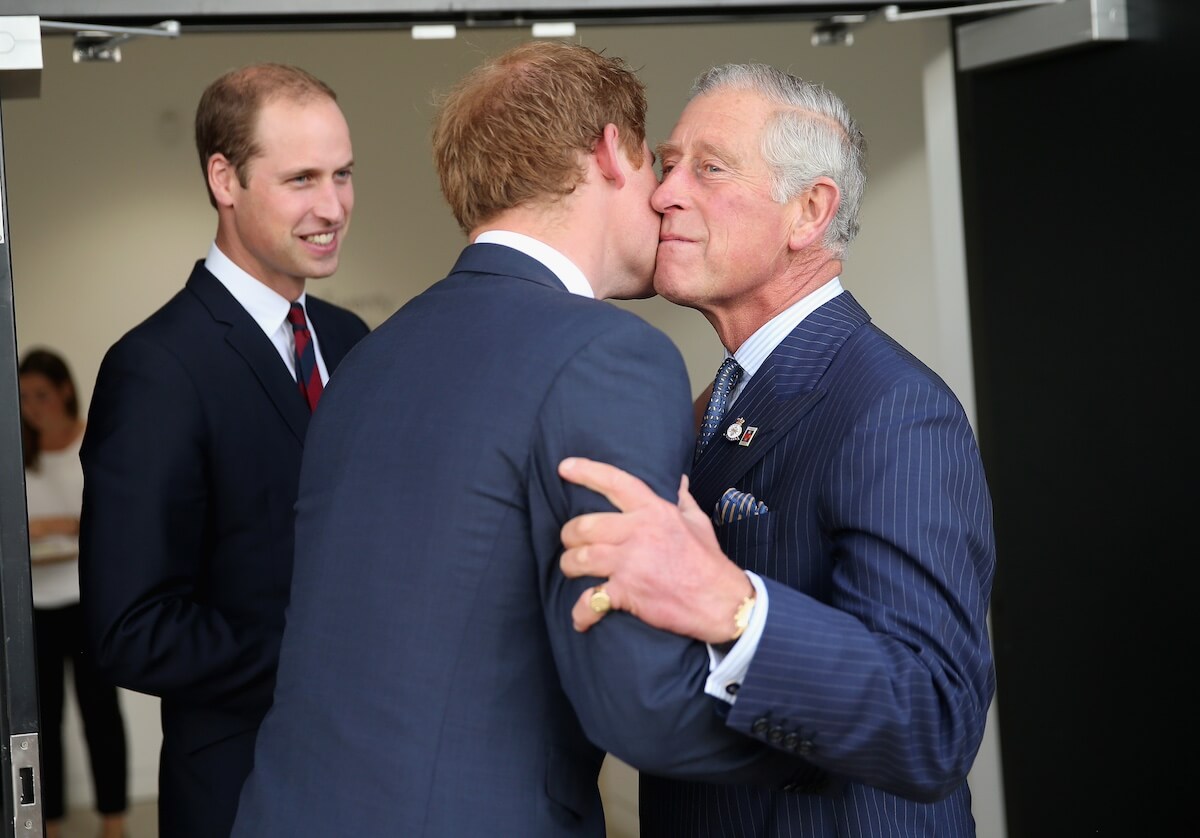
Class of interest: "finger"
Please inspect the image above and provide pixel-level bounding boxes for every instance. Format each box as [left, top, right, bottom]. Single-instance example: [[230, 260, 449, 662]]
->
[[558, 457, 661, 513], [676, 473, 710, 525], [560, 509, 647, 549], [676, 480, 723, 553], [561, 511, 614, 549], [560, 542, 626, 578], [677, 479, 706, 520], [559, 545, 590, 579], [570, 586, 612, 632]]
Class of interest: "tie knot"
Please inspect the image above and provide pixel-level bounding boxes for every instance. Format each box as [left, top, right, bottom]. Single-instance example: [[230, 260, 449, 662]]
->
[[287, 302, 307, 330]]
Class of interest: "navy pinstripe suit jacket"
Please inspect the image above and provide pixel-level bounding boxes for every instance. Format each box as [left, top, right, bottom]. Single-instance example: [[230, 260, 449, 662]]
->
[[640, 291, 996, 837]]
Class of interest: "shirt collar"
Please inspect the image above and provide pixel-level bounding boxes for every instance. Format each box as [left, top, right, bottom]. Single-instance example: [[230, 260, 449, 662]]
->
[[731, 277, 844, 377], [474, 231, 595, 299], [205, 242, 305, 334]]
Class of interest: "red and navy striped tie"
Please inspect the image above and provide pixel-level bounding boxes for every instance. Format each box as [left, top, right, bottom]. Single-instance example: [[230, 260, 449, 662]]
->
[[287, 302, 323, 411]]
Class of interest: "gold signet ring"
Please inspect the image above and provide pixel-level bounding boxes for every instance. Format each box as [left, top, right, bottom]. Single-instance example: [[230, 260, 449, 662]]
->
[[589, 586, 612, 614]]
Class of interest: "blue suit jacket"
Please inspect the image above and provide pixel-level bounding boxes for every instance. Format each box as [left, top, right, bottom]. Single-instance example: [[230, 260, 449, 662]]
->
[[79, 262, 369, 838], [233, 245, 811, 837], [641, 292, 996, 837]]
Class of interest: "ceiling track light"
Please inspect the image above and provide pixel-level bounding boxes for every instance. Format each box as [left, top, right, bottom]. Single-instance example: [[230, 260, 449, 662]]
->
[[38, 19, 180, 64]]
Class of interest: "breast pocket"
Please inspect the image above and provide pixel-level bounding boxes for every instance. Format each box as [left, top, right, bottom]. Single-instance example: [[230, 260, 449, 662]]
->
[[715, 511, 772, 577]]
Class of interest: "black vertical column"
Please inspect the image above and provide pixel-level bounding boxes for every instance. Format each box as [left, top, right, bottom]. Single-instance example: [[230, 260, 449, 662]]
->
[[954, 1, 1197, 834], [0, 95, 44, 837]]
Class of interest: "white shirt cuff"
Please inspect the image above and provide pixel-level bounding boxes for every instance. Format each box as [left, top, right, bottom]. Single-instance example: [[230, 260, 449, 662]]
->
[[704, 571, 767, 704]]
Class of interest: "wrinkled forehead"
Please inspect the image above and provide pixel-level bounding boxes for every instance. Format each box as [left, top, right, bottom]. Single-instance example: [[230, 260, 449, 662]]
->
[[656, 89, 771, 162]]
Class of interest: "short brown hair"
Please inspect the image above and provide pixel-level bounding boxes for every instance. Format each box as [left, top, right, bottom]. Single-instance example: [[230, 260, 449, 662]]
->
[[195, 63, 338, 208], [432, 41, 648, 234]]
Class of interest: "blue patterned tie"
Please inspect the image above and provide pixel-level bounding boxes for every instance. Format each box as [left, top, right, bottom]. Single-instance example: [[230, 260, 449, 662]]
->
[[695, 356, 743, 462]]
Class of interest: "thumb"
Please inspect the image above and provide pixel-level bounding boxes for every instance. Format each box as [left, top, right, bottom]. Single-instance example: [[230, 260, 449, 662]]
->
[[677, 476, 722, 553], [677, 475, 706, 521]]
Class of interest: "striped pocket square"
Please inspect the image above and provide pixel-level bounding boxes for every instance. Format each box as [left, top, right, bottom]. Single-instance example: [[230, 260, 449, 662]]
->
[[714, 487, 768, 525]]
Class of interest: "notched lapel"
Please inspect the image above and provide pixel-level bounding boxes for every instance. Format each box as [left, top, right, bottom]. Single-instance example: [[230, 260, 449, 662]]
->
[[692, 379, 827, 498], [225, 322, 310, 443], [188, 266, 310, 444], [691, 292, 869, 501]]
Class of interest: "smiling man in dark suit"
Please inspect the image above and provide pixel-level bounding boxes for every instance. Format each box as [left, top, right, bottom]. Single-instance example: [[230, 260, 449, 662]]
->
[[78, 63, 369, 838], [558, 63, 997, 837]]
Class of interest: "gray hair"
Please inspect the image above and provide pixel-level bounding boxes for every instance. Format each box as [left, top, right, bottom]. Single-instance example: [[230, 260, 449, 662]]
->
[[691, 63, 866, 258]]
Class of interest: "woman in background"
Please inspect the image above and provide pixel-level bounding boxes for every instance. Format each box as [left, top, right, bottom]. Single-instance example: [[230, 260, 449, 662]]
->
[[20, 348, 127, 838]]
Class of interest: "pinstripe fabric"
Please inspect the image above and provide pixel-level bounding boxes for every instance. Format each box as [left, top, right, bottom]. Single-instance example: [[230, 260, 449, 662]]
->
[[641, 292, 996, 837]]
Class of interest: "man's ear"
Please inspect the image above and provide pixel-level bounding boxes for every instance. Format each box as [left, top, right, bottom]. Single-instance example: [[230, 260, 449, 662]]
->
[[593, 123, 627, 189], [207, 153, 238, 208], [789, 177, 840, 251]]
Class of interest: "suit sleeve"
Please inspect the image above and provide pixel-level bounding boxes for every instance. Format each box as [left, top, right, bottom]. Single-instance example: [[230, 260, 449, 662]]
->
[[724, 377, 996, 802], [529, 316, 819, 786], [79, 334, 278, 711]]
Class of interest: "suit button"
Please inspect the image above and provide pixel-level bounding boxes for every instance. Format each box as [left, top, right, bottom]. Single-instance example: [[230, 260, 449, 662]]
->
[[784, 733, 799, 751], [752, 718, 770, 736], [767, 726, 784, 744], [798, 740, 814, 755]]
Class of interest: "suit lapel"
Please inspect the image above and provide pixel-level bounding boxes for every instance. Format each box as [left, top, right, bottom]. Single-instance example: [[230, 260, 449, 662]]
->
[[306, 300, 354, 372], [186, 263, 310, 443], [691, 292, 871, 505]]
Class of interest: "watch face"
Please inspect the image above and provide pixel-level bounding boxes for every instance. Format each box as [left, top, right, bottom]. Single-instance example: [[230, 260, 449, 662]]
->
[[725, 421, 744, 442]]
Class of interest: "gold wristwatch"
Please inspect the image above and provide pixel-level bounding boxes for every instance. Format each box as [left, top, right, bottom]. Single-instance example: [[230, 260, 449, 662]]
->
[[730, 592, 756, 641]]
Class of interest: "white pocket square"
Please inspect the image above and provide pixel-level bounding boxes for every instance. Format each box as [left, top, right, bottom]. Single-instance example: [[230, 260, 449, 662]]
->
[[714, 488, 768, 525]]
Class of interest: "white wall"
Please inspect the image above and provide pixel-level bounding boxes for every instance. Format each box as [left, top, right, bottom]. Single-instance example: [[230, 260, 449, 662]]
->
[[4, 19, 1004, 836]]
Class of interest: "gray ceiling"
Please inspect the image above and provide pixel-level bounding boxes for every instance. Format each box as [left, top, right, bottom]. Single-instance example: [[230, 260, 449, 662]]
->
[[2, 1, 1006, 28]]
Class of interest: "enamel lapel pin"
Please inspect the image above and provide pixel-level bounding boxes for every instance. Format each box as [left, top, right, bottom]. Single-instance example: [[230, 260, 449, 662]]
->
[[723, 417, 759, 447]]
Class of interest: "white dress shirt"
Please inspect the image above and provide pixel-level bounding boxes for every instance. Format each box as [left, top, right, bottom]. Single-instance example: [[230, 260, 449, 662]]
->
[[205, 242, 330, 385]]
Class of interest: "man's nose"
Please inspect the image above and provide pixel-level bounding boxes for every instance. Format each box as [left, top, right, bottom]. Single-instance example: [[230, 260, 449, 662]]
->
[[651, 169, 685, 213], [313, 180, 348, 222]]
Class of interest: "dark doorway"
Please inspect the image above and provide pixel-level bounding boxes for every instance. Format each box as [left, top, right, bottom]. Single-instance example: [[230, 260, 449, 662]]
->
[[955, 2, 1196, 834]]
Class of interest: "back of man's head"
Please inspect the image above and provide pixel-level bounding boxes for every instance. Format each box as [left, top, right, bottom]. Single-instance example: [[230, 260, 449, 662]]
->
[[433, 41, 647, 235], [195, 62, 339, 209]]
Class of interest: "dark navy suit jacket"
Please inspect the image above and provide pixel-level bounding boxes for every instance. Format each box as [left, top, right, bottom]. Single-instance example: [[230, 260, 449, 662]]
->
[[79, 262, 368, 838], [641, 292, 996, 837], [232, 244, 810, 837]]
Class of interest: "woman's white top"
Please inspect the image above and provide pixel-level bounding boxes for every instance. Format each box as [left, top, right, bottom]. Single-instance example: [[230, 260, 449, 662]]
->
[[24, 433, 83, 608]]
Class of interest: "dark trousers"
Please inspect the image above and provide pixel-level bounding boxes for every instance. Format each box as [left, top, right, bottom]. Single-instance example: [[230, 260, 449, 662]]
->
[[34, 603, 129, 820]]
